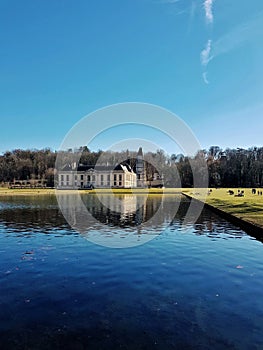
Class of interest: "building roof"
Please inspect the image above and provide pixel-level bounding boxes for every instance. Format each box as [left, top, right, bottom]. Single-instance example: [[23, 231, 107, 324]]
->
[[60, 162, 134, 173], [61, 164, 74, 171]]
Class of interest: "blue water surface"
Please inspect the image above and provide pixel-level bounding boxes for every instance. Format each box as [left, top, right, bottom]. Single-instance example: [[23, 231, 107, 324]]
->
[[0, 194, 263, 349]]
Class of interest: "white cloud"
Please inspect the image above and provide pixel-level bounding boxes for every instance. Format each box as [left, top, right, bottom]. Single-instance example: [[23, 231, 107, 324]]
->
[[187, 1, 197, 33], [204, 0, 214, 23], [200, 40, 213, 84], [200, 39, 213, 66], [202, 72, 209, 84], [201, 13, 263, 69]]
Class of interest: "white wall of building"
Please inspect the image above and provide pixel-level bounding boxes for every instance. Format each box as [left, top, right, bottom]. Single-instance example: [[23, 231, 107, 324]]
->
[[58, 169, 137, 189]]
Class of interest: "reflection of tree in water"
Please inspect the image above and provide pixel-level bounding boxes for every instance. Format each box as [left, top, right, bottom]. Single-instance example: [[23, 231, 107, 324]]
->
[[0, 195, 200, 233], [0, 195, 68, 232], [0, 207, 67, 232], [166, 198, 257, 241], [193, 210, 248, 240], [0, 194, 254, 242]]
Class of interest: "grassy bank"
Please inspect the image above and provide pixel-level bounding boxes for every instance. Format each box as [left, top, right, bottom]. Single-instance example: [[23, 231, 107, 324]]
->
[[0, 187, 181, 196], [83, 188, 181, 195], [0, 188, 55, 196], [183, 188, 263, 228]]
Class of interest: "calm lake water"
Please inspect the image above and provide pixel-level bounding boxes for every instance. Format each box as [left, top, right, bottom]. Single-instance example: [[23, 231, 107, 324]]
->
[[0, 194, 263, 350]]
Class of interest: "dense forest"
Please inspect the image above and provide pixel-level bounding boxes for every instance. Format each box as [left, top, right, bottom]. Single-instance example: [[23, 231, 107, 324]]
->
[[0, 146, 263, 188]]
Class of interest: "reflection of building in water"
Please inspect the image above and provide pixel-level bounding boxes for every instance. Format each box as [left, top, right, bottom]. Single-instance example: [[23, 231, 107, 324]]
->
[[57, 148, 164, 189], [96, 194, 137, 214], [56, 194, 162, 228], [85, 194, 148, 226]]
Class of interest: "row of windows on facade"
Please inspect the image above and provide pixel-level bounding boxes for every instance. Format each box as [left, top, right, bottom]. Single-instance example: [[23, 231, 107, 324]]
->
[[60, 174, 124, 186]]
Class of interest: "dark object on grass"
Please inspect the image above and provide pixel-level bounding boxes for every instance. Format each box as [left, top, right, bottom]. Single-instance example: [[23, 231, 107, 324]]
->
[[235, 193, 244, 197], [82, 184, 94, 190]]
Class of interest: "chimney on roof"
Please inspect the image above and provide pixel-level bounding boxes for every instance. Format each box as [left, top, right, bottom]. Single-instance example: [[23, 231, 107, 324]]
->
[[72, 162, 77, 170]]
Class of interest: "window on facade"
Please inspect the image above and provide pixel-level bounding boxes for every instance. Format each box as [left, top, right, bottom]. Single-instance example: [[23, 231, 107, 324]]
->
[[87, 175, 91, 182], [113, 174, 117, 186], [92, 175, 95, 182], [100, 174, 104, 186], [118, 174, 122, 186], [107, 174, 110, 186], [80, 175, 84, 180], [66, 175, 69, 181], [75, 175, 77, 180], [61, 175, 64, 181]]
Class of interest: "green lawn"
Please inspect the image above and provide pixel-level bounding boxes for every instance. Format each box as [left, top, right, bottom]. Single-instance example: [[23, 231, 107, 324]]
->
[[183, 188, 263, 228], [0, 187, 181, 196], [0, 188, 55, 196]]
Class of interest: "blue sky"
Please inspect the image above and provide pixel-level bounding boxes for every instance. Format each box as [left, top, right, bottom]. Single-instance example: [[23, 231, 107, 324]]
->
[[0, 0, 262, 154]]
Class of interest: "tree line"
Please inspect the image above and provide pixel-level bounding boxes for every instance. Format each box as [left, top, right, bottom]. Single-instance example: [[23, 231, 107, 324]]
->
[[0, 146, 263, 188]]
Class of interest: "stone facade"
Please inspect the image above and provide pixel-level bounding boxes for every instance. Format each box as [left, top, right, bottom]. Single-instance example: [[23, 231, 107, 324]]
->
[[57, 163, 137, 189]]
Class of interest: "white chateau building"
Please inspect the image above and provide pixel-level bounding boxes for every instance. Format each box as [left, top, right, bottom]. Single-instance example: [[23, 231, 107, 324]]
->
[[57, 147, 163, 189], [58, 163, 137, 189]]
